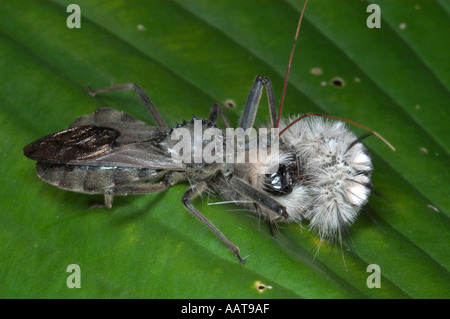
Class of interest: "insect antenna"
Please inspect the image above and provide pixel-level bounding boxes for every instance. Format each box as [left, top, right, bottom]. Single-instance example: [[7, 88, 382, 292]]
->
[[276, 0, 309, 129], [279, 113, 396, 151]]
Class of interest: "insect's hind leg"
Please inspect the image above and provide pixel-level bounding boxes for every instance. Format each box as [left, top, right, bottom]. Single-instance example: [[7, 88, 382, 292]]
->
[[239, 75, 278, 130], [87, 83, 167, 129], [100, 181, 170, 209], [182, 182, 246, 264]]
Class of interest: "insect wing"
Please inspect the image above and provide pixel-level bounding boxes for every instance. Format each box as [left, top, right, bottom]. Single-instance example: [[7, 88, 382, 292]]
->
[[72, 140, 185, 170], [24, 108, 185, 170], [23, 125, 120, 163]]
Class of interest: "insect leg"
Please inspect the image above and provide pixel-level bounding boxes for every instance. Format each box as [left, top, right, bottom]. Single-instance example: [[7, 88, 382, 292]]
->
[[182, 182, 246, 264], [264, 78, 278, 128], [87, 83, 168, 129], [103, 181, 170, 209], [104, 189, 113, 209], [239, 75, 278, 130], [228, 175, 288, 219], [208, 103, 231, 128]]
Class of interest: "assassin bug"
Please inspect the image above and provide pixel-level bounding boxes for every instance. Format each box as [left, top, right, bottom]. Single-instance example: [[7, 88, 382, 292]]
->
[[24, 0, 394, 264]]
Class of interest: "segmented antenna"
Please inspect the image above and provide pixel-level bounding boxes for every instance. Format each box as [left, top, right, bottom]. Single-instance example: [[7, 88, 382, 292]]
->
[[279, 113, 396, 151], [276, 0, 309, 129]]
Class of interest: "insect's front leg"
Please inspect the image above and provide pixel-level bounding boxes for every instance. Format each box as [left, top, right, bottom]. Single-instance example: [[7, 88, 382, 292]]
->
[[87, 83, 168, 129], [227, 175, 288, 219], [182, 182, 246, 264], [239, 75, 278, 130]]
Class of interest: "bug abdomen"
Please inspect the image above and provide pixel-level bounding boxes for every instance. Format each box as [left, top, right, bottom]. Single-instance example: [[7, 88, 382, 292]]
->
[[36, 162, 159, 194]]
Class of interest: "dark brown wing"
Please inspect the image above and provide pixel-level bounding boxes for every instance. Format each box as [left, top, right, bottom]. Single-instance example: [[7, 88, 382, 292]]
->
[[24, 108, 186, 170], [24, 126, 120, 163]]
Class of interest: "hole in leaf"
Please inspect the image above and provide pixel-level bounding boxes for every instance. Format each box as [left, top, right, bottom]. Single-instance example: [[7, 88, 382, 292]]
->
[[331, 77, 345, 87], [224, 99, 236, 108]]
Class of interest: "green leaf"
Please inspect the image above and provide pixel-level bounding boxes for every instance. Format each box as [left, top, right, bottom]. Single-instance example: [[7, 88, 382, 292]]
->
[[0, 0, 448, 298]]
